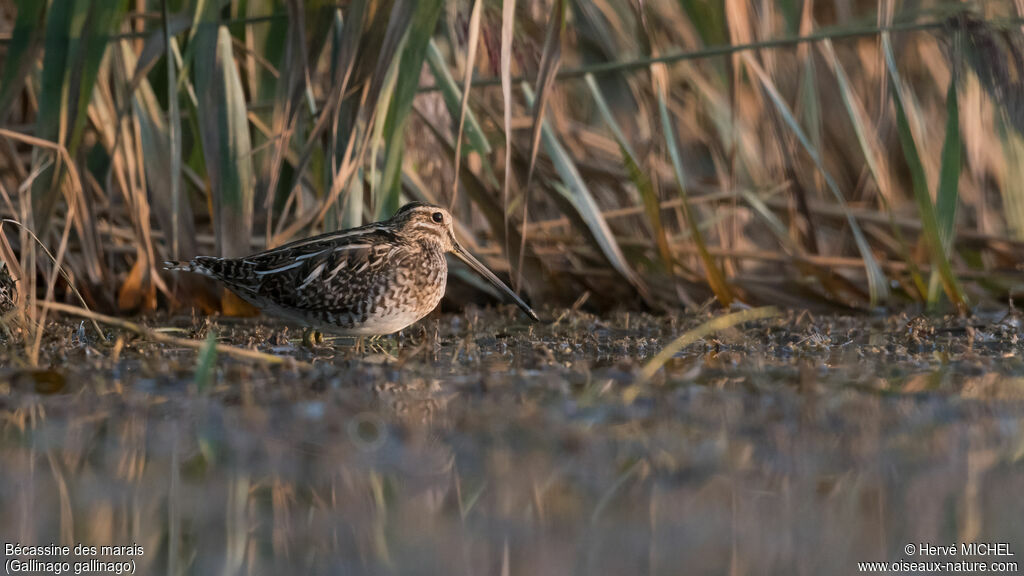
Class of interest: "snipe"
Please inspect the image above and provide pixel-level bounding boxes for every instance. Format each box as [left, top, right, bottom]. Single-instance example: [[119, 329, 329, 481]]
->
[[165, 202, 538, 336]]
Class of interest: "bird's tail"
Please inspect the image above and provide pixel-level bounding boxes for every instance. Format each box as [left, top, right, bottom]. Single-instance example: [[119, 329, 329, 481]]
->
[[163, 259, 191, 272]]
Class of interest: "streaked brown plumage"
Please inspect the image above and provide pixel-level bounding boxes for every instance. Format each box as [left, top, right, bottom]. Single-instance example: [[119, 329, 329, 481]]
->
[[164, 202, 538, 335], [0, 261, 15, 315]]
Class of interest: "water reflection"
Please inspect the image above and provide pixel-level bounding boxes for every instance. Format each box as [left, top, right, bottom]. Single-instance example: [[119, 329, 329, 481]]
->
[[2, 311, 1024, 575]]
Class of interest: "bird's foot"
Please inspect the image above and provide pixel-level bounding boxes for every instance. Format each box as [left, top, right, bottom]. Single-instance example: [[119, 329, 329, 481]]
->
[[301, 328, 326, 349], [367, 335, 389, 356], [351, 334, 395, 358]]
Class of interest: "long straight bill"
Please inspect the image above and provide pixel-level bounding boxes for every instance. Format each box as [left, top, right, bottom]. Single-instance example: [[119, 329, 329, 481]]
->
[[452, 243, 539, 321]]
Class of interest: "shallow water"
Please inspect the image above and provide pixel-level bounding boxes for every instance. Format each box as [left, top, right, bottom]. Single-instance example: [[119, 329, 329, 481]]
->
[[2, 308, 1024, 575]]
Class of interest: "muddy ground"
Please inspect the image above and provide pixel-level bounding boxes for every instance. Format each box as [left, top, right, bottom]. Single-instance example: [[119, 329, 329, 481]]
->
[[1, 306, 1024, 575]]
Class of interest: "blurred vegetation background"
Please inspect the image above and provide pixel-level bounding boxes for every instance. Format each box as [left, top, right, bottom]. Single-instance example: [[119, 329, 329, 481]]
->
[[2, 0, 1024, 320]]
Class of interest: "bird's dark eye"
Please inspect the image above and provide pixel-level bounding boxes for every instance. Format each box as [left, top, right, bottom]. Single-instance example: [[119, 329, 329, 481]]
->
[[432, 212, 444, 223]]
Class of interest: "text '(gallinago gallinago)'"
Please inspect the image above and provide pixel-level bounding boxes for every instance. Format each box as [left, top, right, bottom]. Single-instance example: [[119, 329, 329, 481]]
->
[[164, 202, 538, 335]]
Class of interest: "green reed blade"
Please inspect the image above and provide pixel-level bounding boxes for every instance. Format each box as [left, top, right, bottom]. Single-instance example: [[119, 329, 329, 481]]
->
[[657, 85, 734, 306], [162, 0, 184, 260], [928, 80, 962, 304], [425, 40, 492, 158], [675, 0, 728, 46], [883, 35, 966, 311], [585, 73, 673, 268], [936, 80, 961, 252], [0, 0, 48, 122], [29, 0, 127, 235], [377, 0, 443, 219], [29, 0, 74, 234], [67, 0, 128, 154], [369, 44, 403, 216], [194, 330, 218, 392], [194, 25, 255, 259]]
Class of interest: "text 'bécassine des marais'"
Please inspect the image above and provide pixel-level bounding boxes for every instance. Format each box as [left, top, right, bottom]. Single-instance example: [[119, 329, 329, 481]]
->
[[5, 543, 145, 557]]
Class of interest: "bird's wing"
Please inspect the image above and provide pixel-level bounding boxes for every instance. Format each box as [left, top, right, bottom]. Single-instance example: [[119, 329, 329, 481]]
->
[[234, 225, 392, 278], [243, 222, 393, 265], [232, 229, 408, 315]]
